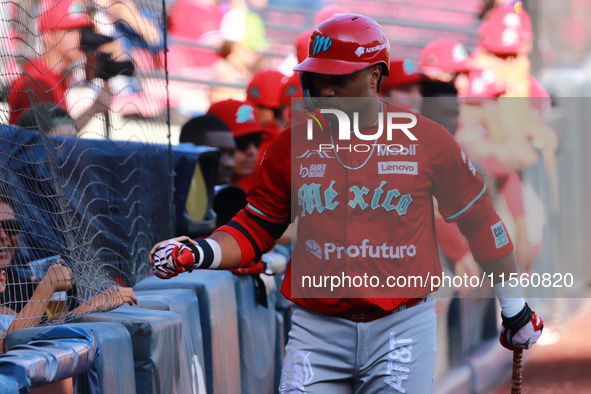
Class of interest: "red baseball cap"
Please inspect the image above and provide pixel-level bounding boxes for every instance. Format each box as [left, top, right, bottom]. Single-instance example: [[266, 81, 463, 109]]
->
[[476, 5, 532, 56], [295, 30, 312, 64], [38, 0, 93, 34], [247, 69, 286, 109], [459, 69, 505, 99], [381, 59, 424, 90], [207, 99, 264, 138], [420, 39, 471, 76], [279, 73, 303, 107]]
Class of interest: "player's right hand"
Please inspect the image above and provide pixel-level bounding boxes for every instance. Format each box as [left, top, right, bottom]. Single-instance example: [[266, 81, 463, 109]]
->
[[150, 237, 200, 279], [500, 303, 544, 350]]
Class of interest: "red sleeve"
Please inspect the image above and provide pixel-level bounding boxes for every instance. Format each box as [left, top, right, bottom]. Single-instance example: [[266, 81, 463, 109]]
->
[[455, 195, 514, 262], [426, 120, 488, 222], [215, 129, 292, 267], [245, 128, 292, 224]]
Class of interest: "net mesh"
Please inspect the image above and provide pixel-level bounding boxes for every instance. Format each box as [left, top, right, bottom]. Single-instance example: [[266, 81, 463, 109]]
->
[[0, 0, 172, 337]]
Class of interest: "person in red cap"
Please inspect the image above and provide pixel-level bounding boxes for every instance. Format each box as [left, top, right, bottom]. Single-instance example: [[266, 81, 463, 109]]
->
[[420, 39, 472, 88], [207, 99, 266, 193], [422, 37, 546, 274], [7, 0, 112, 132], [247, 69, 285, 127], [278, 72, 304, 127], [380, 59, 424, 112], [151, 14, 543, 393]]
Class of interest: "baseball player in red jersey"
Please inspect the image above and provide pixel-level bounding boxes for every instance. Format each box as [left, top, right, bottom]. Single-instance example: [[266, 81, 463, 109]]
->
[[150, 14, 543, 393]]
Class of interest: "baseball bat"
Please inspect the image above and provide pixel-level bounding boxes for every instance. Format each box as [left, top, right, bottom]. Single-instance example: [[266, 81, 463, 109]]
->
[[511, 349, 523, 393]]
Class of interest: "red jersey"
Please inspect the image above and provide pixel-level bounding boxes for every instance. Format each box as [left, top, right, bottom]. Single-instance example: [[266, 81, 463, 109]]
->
[[8, 58, 68, 125], [238, 101, 510, 314]]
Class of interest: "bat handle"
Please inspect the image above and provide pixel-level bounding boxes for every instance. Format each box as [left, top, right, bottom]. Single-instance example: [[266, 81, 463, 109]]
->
[[511, 349, 523, 394]]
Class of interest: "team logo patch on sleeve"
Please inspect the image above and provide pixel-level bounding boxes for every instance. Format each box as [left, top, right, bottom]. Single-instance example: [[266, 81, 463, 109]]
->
[[491, 221, 509, 248]]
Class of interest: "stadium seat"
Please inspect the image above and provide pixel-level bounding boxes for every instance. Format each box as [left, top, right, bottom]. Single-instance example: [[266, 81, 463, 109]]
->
[[0, 326, 97, 392], [134, 270, 241, 394], [3, 322, 135, 394], [233, 275, 277, 394], [135, 289, 207, 394], [75, 305, 186, 394], [275, 311, 285, 392], [0, 374, 18, 394]]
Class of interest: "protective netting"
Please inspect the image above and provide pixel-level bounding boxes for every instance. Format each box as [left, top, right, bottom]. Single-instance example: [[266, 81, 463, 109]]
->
[[0, 0, 172, 337]]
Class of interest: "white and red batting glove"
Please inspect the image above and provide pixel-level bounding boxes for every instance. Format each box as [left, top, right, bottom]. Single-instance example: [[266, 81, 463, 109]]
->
[[151, 239, 199, 279], [500, 303, 544, 350]]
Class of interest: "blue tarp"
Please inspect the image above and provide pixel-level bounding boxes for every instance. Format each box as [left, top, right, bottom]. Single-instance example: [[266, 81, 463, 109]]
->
[[0, 326, 98, 392]]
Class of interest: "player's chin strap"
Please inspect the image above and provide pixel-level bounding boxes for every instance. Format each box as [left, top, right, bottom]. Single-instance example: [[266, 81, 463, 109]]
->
[[300, 71, 317, 110]]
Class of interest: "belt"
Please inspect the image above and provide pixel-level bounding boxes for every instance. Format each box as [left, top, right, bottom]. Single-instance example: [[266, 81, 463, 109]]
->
[[335, 298, 427, 323]]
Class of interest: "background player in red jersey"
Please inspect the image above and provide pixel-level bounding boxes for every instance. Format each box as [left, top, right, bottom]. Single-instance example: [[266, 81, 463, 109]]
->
[[150, 14, 543, 393]]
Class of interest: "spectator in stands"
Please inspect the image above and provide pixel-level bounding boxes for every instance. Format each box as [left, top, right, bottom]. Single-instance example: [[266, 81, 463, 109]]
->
[[420, 36, 547, 274], [0, 194, 137, 327], [7, 0, 112, 132], [17, 103, 77, 137], [90, 0, 166, 118], [246, 69, 286, 129], [0, 195, 35, 313], [179, 114, 236, 186], [210, 3, 268, 103], [0, 262, 137, 350], [380, 59, 425, 112], [207, 99, 265, 193]]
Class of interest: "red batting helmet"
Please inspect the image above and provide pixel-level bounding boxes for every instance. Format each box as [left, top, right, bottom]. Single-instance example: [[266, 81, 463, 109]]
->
[[420, 39, 471, 76], [476, 5, 532, 56], [294, 14, 390, 76], [247, 69, 285, 109]]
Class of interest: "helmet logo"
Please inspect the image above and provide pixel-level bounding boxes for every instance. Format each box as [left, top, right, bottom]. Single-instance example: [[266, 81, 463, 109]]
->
[[312, 35, 332, 56], [365, 43, 388, 54], [355, 47, 365, 57], [236, 105, 255, 124]]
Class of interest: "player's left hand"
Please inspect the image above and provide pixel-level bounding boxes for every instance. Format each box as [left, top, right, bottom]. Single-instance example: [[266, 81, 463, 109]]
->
[[500, 303, 544, 350]]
